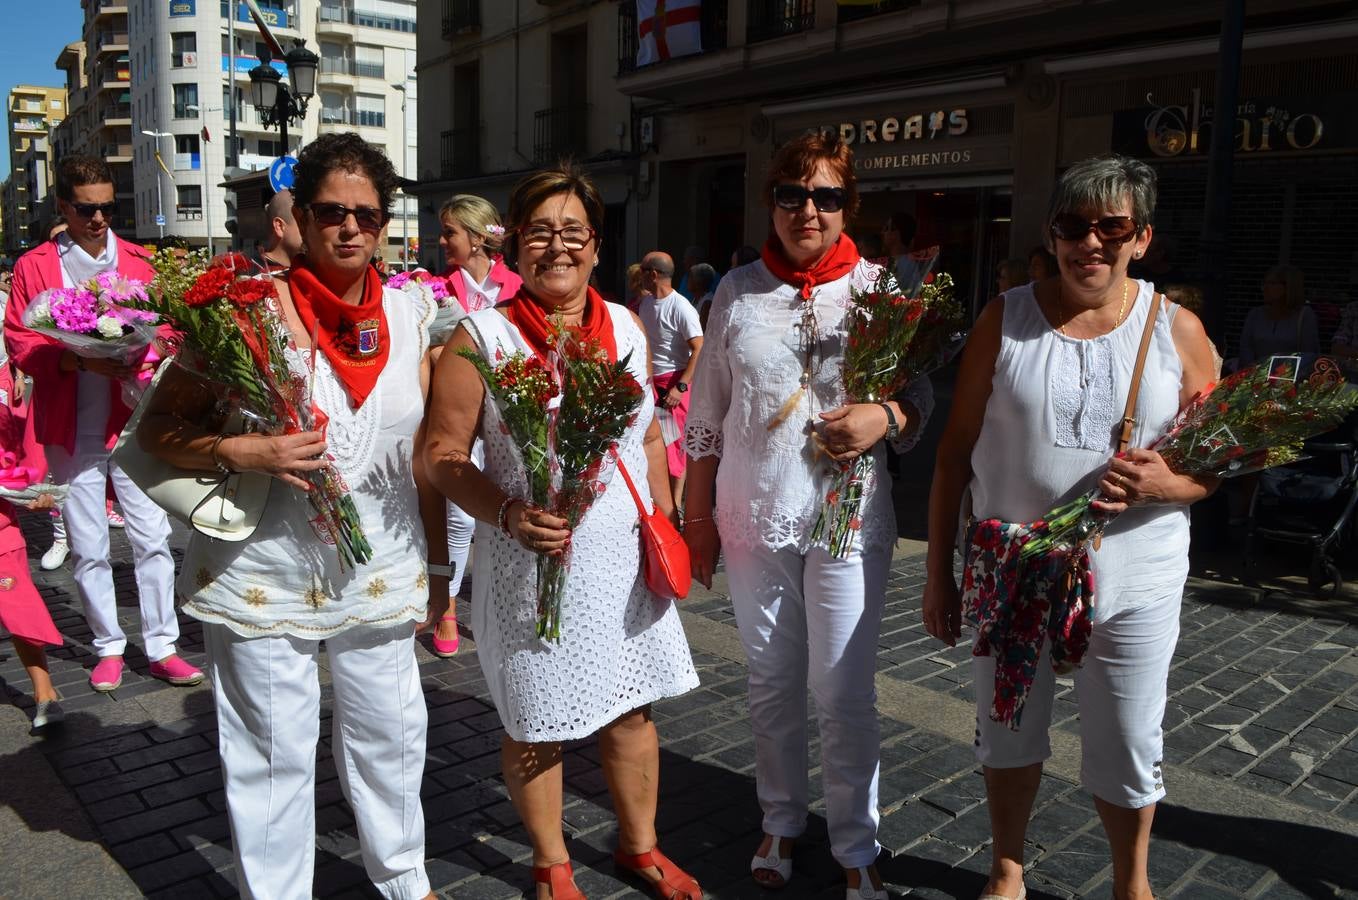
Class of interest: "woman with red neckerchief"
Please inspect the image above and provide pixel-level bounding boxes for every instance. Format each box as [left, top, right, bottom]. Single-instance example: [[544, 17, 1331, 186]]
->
[[425, 165, 700, 900], [140, 133, 446, 900], [683, 132, 933, 898]]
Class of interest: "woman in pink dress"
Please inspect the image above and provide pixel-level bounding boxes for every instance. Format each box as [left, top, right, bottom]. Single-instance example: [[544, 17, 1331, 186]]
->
[[0, 360, 65, 732]]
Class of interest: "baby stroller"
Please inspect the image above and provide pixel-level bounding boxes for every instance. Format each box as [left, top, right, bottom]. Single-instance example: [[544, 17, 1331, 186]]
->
[[1244, 407, 1358, 598]]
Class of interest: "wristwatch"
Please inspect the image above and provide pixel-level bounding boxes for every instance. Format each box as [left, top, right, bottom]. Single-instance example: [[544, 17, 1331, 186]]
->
[[879, 403, 899, 441], [676, 382, 689, 393]]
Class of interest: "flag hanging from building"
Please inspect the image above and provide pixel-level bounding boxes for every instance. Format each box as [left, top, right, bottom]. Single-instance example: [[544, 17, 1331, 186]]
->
[[637, 0, 702, 67]]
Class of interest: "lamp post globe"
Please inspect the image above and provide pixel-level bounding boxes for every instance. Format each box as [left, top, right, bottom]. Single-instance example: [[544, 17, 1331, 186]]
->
[[249, 62, 281, 113], [285, 41, 319, 100]]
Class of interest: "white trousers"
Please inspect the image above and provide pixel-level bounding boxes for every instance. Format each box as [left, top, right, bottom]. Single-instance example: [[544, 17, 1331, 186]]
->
[[445, 501, 472, 598], [47, 438, 178, 660], [724, 541, 890, 868], [205, 621, 431, 900], [973, 595, 1181, 809]]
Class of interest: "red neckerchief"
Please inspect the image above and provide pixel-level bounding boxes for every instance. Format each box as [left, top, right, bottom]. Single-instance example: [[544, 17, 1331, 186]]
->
[[760, 234, 861, 300], [288, 261, 389, 408], [503, 285, 617, 364]]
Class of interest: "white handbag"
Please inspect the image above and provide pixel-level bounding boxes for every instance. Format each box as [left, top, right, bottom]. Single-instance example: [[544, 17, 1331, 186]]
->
[[109, 364, 273, 542]]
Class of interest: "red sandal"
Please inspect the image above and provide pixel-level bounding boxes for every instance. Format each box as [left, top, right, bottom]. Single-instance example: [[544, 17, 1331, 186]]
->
[[613, 846, 702, 900], [533, 860, 585, 900]]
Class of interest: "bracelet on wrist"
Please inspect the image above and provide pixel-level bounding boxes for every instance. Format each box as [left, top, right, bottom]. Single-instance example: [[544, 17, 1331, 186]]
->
[[209, 434, 234, 475], [426, 563, 453, 578], [497, 496, 521, 537], [683, 514, 715, 528]]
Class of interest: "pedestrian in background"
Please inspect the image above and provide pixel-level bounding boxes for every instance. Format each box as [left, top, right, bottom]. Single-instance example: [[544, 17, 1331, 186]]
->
[[639, 251, 703, 508], [689, 262, 718, 329], [685, 131, 931, 899], [924, 155, 1217, 900], [1236, 264, 1319, 367], [4, 155, 201, 693]]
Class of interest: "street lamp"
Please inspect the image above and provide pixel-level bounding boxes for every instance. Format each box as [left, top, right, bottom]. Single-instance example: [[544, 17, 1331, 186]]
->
[[141, 128, 174, 241], [248, 38, 318, 153], [392, 81, 410, 271], [185, 104, 220, 256]]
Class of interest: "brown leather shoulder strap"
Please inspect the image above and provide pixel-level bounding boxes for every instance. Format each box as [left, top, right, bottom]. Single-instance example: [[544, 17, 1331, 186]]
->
[[1117, 291, 1163, 453]]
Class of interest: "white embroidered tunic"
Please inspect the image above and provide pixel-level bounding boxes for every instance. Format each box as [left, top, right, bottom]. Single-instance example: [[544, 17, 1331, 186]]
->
[[462, 304, 700, 742], [179, 287, 435, 638], [684, 258, 934, 554]]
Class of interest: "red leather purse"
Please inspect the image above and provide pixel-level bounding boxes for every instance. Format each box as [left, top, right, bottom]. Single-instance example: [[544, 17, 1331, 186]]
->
[[610, 448, 692, 601]]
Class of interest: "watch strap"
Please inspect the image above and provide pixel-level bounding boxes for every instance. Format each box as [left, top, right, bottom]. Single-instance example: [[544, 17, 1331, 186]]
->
[[879, 402, 899, 440]]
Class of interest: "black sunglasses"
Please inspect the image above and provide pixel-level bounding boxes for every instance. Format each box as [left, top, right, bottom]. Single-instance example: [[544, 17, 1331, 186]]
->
[[772, 185, 847, 213], [71, 201, 118, 219], [307, 202, 388, 232], [1049, 214, 1139, 245]]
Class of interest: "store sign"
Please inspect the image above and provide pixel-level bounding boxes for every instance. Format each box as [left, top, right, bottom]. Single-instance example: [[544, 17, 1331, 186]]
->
[[231, 2, 287, 27], [821, 109, 969, 146], [169, 0, 195, 15], [852, 142, 1009, 175], [1112, 90, 1353, 158]]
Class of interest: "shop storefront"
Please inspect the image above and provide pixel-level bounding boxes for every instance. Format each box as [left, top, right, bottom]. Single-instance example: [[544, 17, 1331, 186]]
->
[[1057, 49, 1358, 355]]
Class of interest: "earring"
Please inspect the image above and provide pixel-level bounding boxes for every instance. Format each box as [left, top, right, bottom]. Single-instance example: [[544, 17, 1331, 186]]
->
[[1135, 251, 1143, 258]]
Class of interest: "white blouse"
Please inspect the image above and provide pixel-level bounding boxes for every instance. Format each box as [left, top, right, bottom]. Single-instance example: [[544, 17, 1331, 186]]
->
[[685, 258, 934, 554], [179, 287, 436, 638]]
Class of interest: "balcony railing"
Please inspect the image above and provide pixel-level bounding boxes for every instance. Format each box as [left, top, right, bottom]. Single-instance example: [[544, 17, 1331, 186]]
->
[[533, 105, 588, 164], [747, 0, 814, 43], [320, 57, 386, 79], [442, 0, 480, 37], [837, 0, 919, 23], [618, 0, 727, 75], [319, 107, 386, 128], [440, 127, 480, 178]]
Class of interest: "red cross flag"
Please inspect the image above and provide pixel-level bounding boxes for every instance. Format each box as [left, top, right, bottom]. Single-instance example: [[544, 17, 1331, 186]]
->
[[637, 0, 703, 67]]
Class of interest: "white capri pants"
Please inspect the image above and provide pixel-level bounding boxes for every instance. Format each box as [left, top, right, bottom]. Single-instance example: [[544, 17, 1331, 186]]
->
[[445, 441, 483, 598], [205, 621, 430, 900], [972, 595, 1182, 809], [724, 540, 890, 869]]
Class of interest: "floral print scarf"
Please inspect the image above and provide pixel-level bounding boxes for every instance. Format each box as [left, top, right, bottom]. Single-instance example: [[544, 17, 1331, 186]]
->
[[962, 518, 1095, 730]]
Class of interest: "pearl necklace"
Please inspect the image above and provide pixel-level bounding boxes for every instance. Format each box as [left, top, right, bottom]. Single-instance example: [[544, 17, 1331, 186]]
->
[[1058, 280, 1130, 337]]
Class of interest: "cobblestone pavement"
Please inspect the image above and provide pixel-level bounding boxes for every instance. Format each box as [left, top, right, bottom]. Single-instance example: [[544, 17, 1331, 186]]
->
[[2, 510, 1358, 899]]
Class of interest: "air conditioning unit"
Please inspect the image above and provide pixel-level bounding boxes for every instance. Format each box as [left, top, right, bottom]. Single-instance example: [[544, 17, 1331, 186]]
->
[[181, 52, 198, 66]]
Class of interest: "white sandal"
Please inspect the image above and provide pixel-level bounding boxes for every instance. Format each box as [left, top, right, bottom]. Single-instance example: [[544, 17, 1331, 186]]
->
[[750, 839, 792, 889], [978, 886, 1026, 900], [845, 866, 887, 899]]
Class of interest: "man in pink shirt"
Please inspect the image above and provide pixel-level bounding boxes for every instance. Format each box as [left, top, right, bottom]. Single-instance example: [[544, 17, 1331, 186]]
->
[[4, 155, 202, 693]]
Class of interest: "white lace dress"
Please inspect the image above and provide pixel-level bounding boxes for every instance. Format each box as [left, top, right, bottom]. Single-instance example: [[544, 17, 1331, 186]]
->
[[684, 258, 935, 555], [461, 305, 699, 742]]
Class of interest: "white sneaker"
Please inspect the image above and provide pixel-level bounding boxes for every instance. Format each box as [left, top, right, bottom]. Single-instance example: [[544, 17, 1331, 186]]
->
[[40, 539, 69, 571]]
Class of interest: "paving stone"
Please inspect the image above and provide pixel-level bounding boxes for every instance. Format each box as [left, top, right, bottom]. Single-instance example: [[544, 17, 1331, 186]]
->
[[1030, 831, 1111, 893]]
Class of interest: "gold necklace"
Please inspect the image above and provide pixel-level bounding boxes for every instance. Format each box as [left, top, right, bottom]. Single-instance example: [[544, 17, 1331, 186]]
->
[[1058, 280, 1129, 336]]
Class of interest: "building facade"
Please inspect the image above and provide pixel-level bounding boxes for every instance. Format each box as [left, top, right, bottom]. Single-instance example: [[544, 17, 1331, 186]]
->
[[415, 0, 1357, 354], [2, 85, 68, 256], [412, 0, 635, 285], [65, 0, 421, 258]]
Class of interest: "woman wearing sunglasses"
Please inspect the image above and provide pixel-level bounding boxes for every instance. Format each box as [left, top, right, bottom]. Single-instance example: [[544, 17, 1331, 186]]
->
[[140, 133, 446, 900], [923, 155, 1217, 900], [684, 132, 932, 898], [425, 164, 700, 900]]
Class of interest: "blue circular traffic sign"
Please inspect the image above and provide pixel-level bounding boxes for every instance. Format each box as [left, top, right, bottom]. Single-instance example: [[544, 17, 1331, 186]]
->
[[269, 156, 298, 193]]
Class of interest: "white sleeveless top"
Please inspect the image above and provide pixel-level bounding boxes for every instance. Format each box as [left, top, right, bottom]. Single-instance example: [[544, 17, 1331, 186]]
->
[[969, 280, 1190, 621], [461, 303, 699, 742], [179, 287, 436, 638]]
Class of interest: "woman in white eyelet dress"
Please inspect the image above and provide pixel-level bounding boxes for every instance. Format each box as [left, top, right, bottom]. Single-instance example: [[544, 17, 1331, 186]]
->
[[460, 304, 699, 739]]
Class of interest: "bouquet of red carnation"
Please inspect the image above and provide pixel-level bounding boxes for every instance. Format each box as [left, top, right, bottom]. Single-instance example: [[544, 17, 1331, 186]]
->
[[135, 251, 373, 568], [1020, 355, 1358, 561], [462, 322, 644, 641], [810, 269, 965, 557]]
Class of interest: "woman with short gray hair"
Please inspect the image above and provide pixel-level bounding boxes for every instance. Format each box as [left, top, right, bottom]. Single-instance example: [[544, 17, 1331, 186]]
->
[[922, 154, 1217, 900]]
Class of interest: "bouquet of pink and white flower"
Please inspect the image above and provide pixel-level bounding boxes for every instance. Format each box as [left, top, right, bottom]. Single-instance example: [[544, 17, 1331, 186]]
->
[[387, 268, 462, 345], [22, 272, 160, 361]]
